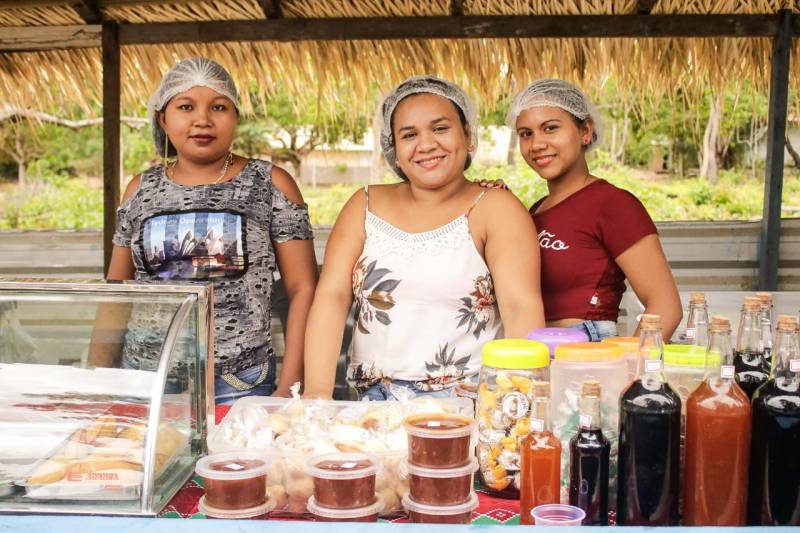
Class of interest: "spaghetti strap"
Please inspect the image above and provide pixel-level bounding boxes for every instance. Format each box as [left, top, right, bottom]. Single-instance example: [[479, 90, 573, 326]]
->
[[465, 189, 488, 218], [364, 185, 370, 214]]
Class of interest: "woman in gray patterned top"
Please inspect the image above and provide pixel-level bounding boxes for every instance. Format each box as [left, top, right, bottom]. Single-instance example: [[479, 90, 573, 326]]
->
[[99, 57, 318, 403]]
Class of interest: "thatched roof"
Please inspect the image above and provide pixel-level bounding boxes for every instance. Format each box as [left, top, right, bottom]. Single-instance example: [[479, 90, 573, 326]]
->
[[0, 0, 799, 118]]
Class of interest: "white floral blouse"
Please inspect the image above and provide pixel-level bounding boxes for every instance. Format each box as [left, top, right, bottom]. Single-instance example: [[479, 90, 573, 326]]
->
[[347, 186, 502, 392]]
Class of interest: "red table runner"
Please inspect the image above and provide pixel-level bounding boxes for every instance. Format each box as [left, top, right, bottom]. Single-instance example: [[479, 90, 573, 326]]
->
[[159, 405, 522, 524]]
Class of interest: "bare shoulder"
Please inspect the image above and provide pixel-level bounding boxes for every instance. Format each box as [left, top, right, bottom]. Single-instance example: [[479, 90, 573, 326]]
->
[[475, 188, 529, 217], [121, 174, 142, 203], [270, 164, 304, 203]]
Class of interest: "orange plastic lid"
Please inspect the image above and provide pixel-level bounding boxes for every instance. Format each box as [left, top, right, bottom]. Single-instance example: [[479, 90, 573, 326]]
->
[[554, 342, 623, 362], [601, 337, 639, 353]]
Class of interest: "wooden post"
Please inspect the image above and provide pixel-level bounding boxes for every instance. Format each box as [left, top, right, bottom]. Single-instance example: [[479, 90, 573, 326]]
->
[[759, 9, 792, 291], [102, 22, 120, 276]]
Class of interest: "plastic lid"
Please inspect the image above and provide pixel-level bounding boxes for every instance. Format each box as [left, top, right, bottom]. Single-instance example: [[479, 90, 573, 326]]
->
[[657, 344, 720, 367], [481, 339, 549, 369], [403, 457, 478, 478], [306, 452, 381, 480], [526, 328, 589, 355], [402, 413, 475, 439], [601, 336, 639, 352], [554, 342, 623, 362], [196, 451, 270, 481], [402, 492, 479, 515], [307, 495, 384, 519], [199, 495, 276, 519]]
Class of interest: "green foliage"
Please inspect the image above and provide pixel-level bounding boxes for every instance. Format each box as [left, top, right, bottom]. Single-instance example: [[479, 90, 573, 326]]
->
[[0, 179, 102, 230]]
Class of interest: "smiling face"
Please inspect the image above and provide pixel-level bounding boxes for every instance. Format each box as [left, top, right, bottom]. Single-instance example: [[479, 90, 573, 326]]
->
[[515, 106, 593, 182], [391, 93, 471, 189], [158, 85, 238, 164]]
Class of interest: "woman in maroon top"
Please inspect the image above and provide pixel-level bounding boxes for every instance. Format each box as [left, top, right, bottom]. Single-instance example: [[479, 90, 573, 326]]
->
[[505, 79, 681, 340]]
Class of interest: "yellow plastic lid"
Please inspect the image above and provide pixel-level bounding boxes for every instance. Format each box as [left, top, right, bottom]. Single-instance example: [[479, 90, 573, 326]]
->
[[555, 342, 623, 362], [481, 339, 549, 370], [655, 344, 721, 367], [601, 337, 639, 352]]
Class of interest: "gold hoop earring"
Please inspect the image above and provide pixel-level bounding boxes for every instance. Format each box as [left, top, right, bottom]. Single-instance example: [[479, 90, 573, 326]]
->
[[163, 134, 170, 165]]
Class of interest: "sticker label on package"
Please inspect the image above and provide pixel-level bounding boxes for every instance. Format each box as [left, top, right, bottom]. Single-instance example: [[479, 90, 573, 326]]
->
[[579, 414, 593, 429], [791, 359, 800, 373], [530, 418, 545, 432], [501, 392, 530, 420], [226, 463, 244, 471], [645, 360, 663, 373], [720, 365, 736, 379]]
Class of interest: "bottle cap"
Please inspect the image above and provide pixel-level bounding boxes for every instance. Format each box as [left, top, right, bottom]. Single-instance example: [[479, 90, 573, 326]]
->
[[639, 314, 661, 330], [743, 296, 761, 311], [777, 315, 799, 332], [581, 379, 601, 397], [532, 381, 550, 398], [755, 292, 773, 306], [481, 339, 550, 370], [690, 292, 706, 304], [709, 315, 731, 333]]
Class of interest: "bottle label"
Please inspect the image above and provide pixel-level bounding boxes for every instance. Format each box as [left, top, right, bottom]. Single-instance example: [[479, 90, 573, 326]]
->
[[501, 392, 530, 420], [645, 359, 663, 373], [685, 328, 695, 340], [791, 359, 800, 373], [720, 365, 735, 379], [530, 418, 545, 432], [579, 414, 592, 429]]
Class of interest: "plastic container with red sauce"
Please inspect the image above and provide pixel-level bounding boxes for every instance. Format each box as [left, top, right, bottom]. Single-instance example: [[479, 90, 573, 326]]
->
[[306, 452, 381, 509], [195, 451, 270, 511], [402, 413, 475, 468], [402, 492, 478, 524], [307, 495, 384, 522], [405, 457, 478, 506]]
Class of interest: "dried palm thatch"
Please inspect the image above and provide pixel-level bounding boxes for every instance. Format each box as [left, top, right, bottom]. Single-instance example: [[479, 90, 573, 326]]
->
[[0, 0, 798, 121]]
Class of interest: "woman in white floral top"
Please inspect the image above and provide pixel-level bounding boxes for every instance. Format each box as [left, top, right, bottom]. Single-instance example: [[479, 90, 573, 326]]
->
[[303, 76, 545, 400]]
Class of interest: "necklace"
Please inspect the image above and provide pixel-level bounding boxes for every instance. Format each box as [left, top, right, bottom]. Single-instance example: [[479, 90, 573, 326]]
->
[[166, 152, 234, 184]]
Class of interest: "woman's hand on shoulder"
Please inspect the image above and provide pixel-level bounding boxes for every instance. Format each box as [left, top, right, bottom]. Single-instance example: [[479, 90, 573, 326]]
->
[[476, 178, 509, 190]]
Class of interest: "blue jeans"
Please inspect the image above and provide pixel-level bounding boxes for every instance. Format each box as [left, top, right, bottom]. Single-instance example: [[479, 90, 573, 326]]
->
[[359, 380, 457, 401], [215, 358, 276, 405], [567, 320, 618, 342]]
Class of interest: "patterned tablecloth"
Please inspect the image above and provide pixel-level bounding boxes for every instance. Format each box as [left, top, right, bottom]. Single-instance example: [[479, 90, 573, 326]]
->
[[159, 405, 522, 524]]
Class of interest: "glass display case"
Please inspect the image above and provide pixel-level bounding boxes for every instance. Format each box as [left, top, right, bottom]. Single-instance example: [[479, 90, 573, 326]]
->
[[0, 281, 213, 516]]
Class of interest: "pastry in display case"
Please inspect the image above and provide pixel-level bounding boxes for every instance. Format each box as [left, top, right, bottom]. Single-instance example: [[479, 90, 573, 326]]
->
[[0, 281, 213, 516]]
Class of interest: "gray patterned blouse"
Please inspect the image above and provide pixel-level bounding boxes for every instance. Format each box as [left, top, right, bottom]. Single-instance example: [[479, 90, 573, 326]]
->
[[113, 159, 313, 375]]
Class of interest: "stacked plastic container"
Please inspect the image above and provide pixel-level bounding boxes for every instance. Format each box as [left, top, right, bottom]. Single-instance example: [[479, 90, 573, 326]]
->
[[550, 343, 626, 504], [401, 412, 478, 523], [527, 328, 589, 359], [305, 452, 384, 522], [195, 450, 275, 519]]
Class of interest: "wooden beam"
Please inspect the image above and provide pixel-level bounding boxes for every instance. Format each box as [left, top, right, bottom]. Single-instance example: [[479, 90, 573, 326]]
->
[[71, 0, 103, 24], [636, 0, 658, 15], [260, 0, 282, 19], [0, 25, 100, 52], [451, 0, 464, 17], [102, 21, 120, 277], [759, 9, 793, 291]]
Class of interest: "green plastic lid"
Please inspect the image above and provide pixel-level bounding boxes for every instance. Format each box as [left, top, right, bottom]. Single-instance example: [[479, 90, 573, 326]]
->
[[652, 344, 721, 367], [481, 339, 550, 370]]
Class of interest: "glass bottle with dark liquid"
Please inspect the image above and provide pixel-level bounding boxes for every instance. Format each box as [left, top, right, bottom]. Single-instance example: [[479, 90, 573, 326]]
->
[[748, 315, 800, 526], [617, 314, 681, 526], [519, 381, 561, 525], [569, 379, 609, 525], [734, 296, 770, 398], [683, 316, 750, 526]]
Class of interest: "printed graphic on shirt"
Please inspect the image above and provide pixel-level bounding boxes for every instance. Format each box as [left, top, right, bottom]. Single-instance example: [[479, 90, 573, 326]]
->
[[538, 229, 570, 251], [422, 342, 472, 391], [456, 272, 497, 339], [352, 257, 401, 334], [142, 211, 246, 280]]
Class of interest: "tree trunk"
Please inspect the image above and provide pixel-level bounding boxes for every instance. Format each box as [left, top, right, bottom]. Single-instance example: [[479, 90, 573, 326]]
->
[[14, 131, 26, 188], [786, 133, 800, 169], [700, 95, 721, 183], [506, 127, 517, 166]]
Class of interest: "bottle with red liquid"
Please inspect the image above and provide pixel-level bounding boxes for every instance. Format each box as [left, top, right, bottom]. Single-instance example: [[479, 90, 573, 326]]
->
[[617, 314, 681, 526], [734, 296, 770, 398], [568, 379, 609, 525], [748, 315, 800, 526], [519, 381, 560, 525], [683, 315, 750, 525]]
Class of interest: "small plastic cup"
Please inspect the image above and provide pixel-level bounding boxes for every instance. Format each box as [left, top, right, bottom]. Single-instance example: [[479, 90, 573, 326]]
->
[[531, 504, 586, 526], [307, 495, 384, 522], [402, 413, 475, 468], [306, 452, 381, 509], [405, 457, 478, 506], [199, 495, 275, 519], [402, 492, 478, 524], [195, 451, 270, 510]]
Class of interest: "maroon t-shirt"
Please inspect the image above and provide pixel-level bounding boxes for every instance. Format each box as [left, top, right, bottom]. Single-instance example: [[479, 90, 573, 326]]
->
[[531, 179, 657, 322]]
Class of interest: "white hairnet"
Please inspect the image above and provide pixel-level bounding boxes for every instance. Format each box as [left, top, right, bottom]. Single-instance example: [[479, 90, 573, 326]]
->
[[506, 79, 601, 150], [378, 75, 478, 180], [148, 57, 239, 157]]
